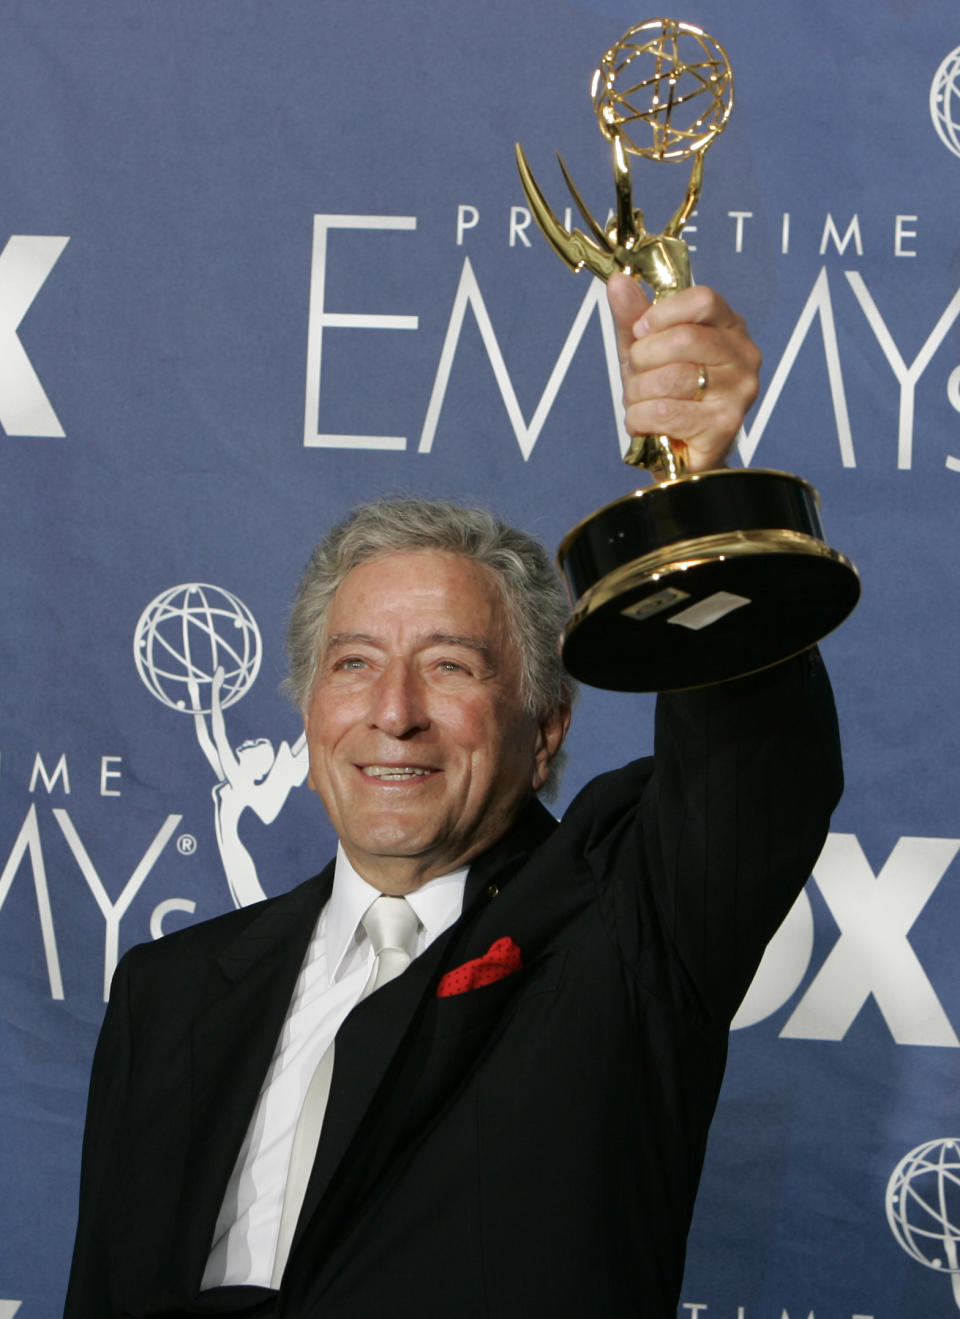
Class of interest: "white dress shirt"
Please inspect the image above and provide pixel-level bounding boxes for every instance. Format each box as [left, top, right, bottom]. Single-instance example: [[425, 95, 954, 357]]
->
[[201, 846, 467, 1290]]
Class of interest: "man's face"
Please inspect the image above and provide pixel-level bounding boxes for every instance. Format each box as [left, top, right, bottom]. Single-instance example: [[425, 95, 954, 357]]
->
[[303, 551, 568, 893]]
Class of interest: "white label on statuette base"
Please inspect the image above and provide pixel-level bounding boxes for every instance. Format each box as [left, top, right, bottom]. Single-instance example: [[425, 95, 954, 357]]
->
[[621, 587, 691, 622], [666, 591, 752, 631]]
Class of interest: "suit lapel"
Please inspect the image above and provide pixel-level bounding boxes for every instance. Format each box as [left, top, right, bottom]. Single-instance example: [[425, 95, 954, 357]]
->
[[461, 794, 558, 908]]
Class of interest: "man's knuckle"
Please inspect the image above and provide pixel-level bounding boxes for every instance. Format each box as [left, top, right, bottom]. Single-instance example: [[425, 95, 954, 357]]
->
[[666, 324, 699, 357], [713, 400, 742, 434], [660, 363, 686, 395]]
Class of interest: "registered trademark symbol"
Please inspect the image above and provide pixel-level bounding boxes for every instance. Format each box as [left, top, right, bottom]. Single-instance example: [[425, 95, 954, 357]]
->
[[177, 834, 197, 855]]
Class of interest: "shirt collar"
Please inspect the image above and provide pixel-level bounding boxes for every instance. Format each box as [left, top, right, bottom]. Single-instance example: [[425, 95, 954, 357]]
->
[[327, 843, 468, 982], [405, 866, 469, 945]]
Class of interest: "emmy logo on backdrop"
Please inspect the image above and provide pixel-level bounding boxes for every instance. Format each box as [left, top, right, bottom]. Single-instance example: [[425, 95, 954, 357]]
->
[[516, 19, 859, 691], [930, 44, 960, 159], [133, 583, 307, 907], [886, 1138, 960, 1309]]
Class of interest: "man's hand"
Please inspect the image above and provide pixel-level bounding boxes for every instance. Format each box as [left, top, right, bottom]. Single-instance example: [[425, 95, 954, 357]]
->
[[607, 272, 761, 475]]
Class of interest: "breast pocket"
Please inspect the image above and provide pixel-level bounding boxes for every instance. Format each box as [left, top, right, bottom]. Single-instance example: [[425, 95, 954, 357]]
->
[[429, 948, 567, 1042]]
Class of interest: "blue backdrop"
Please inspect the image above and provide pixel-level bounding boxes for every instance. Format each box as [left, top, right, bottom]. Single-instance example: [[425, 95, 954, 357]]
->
[[2, 2, 960, 1315]]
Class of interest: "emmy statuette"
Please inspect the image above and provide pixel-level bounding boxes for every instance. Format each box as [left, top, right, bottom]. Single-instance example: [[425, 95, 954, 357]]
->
[[517, 18, 860, 691]]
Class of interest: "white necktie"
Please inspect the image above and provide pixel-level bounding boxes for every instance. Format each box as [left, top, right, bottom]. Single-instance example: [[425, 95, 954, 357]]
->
[[359, 894, 420, 994], [271, 895, 420, 1284]]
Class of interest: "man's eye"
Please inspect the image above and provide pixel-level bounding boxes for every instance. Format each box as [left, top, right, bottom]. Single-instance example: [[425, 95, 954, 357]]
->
[[334, 656, 367, 671], [437, 660, 469, 675]]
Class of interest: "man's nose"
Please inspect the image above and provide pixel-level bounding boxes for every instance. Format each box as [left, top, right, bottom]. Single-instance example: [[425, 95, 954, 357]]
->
[[368, 660, 429, 738]]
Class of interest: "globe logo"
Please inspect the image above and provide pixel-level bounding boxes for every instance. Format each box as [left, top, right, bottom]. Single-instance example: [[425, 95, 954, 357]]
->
[[134, 583, 262, 715], [930, 45, 960, 159], [886, 1137, 960, 1309]]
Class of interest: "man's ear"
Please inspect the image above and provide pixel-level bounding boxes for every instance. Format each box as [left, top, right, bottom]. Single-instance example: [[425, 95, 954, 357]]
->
[[531, 702, 572, 793]]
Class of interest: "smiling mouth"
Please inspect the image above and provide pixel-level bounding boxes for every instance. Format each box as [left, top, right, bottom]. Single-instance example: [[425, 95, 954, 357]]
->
[[361, 765, 435, 780]]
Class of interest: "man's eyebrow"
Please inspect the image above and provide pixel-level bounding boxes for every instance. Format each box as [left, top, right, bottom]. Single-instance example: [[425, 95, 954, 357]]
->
[[425, 632, 492, 654], [325, 632, 378, 651], [323, 632, 496, 663], [422, 632, 499, 663]]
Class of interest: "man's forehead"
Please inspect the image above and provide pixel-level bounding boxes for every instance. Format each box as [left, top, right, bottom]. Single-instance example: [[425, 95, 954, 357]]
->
[[334, 550, 500, 606], [324, 551, 515, 654]]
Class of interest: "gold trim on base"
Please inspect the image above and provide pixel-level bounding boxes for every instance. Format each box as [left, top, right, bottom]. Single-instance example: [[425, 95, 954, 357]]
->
[[563, 527, 856, 634]]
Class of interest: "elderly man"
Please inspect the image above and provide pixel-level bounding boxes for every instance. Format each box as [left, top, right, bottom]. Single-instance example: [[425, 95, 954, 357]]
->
[[65, 278, 842, 1318]]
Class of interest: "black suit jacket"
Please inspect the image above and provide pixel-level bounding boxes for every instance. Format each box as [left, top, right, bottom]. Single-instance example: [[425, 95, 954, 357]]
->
[[65, 652, 842, 1319]]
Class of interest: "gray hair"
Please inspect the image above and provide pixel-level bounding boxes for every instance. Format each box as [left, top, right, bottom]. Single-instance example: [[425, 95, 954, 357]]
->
[[285, 497, 576, 792]]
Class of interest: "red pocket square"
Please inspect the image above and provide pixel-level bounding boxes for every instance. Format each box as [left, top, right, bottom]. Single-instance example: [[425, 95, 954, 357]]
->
[[436, 937, 523, 998]]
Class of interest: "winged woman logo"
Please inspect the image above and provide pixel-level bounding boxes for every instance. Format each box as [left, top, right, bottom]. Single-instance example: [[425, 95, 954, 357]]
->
[[886, 1137, 960, 1308], [133, 584, 308, 908], [930, 45, 960, 158]]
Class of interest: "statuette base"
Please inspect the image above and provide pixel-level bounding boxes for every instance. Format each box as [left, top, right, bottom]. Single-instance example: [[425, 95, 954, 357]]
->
[[558, 469, 860, 692]]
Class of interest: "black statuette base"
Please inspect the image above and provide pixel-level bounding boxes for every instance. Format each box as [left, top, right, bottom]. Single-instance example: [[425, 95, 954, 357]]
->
[[557, 469, 860, 692]]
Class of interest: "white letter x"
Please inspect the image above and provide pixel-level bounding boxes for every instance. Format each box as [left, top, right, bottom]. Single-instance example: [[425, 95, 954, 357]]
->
[[0, 234, 69, 437], [781, 833, 960, 1046]]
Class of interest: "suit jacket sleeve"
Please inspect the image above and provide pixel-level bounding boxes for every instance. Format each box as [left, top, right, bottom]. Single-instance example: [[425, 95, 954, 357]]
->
[[64, 952, 136, 1318], [651, 648, 842, 1019], [574, 648, 843, 1026]]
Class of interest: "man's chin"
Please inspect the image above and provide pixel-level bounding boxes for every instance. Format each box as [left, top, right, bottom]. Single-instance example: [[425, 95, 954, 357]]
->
[[344, 829, 445, 873], [345, 825, 489, 887]]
